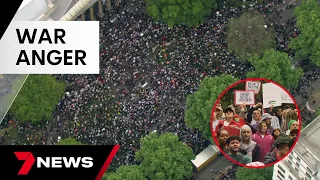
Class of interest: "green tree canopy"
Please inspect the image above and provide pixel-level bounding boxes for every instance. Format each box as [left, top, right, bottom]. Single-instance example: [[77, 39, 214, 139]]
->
[[145, 0, 216, 28], [185, 74, 238, 139], [56, 138, 83, 145], [315, 107, 320, 117], [236, 166, 274, 180], [102, 165, 146, 180], [9, 75, 65, 123], [247, 49, 303, 89], [289, 0, 320, 66], [135, 132, 195, 180], [227, 11, 275, 59]]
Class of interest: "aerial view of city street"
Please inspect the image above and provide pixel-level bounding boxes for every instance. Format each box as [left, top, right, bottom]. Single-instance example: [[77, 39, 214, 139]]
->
[[1, 0, 320, 179]]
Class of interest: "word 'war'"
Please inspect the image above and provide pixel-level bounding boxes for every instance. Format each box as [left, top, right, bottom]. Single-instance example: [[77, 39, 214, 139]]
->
[[16, 29, 66, 44]]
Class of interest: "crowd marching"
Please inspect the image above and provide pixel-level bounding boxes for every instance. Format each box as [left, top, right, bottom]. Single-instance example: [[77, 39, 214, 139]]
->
[[0, 0, 319, 179]]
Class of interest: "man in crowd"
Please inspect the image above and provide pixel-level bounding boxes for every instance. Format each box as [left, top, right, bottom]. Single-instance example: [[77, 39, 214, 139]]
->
[[264, 135, 291, 164], [226, 136, 252, 165], [228, 105, 247, 127], [247, 102, 263, 126], [216, 107, 241, 136]]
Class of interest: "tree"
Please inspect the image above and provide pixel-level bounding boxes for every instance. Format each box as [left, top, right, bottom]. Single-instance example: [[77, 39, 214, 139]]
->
[[145, 0, 216, 28], [289, 0, 320, 67], [56, 138, 83, 145], [227, 11, 275, 59], [315, 107, 320, 117], [135, 133, 195, 180], [102, 165, 146, 180], [185, 74, 238, 139], [247, 49, 303, 89], [236, 166, 274, 180], [9, 75, 65, 123]]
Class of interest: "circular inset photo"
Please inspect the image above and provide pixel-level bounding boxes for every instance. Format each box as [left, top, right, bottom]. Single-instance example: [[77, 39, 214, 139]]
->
[[211, 78, 301, 168]]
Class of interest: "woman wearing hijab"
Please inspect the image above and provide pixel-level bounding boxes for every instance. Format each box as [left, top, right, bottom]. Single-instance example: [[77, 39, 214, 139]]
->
[[240, 125, 261, 162]]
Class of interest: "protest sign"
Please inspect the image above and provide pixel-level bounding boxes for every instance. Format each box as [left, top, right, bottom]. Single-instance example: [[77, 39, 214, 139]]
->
[[234, 90, 255, 105], [245, 81, 261, 94], [262, 83, 293, 108]]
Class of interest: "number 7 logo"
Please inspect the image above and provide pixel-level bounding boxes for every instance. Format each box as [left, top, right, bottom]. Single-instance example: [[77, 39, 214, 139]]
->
[[14, 152, 35, 175]]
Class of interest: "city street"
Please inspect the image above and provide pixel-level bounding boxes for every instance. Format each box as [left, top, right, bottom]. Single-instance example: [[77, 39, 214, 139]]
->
[[196, 155, 232, 180]]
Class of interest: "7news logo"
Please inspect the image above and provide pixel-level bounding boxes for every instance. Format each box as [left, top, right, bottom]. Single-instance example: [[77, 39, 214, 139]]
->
[[15, 152, 93, 175]]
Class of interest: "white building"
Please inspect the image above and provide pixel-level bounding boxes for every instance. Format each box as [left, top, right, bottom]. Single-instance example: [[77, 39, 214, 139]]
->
[[13, 0, 79, 21], [273, 115, 320, 180]]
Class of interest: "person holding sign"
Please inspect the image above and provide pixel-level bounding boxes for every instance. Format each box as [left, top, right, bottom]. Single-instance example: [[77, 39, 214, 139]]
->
[[215, 107, 241, 137], [247, 102, 263, 126]]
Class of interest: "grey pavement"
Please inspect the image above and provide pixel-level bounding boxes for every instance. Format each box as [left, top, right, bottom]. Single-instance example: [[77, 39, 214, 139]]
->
[[0, 75, 28, 124], [196, 155, 232, 180]]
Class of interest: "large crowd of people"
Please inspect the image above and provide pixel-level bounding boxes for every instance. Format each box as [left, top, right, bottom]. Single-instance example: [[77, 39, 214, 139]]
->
[[0, 0, 319, 179]]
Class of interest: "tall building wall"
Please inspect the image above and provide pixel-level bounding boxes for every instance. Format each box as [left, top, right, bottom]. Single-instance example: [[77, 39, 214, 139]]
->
[[273, 115, 320, 180]]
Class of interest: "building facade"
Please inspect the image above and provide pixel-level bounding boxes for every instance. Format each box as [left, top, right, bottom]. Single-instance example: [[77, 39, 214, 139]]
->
[[14, 0, 57, 21], [13, 0, 97, 21], [273, 115, 320, 180]]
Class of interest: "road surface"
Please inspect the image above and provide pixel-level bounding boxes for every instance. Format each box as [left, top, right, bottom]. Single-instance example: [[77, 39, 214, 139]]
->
[[196, 155, 232, 180]]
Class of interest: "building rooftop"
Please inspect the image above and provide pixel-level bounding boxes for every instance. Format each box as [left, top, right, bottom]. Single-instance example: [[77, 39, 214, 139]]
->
[[294, 115, 320, 172], [191, 145, 219, 168], [50, 0, 78, 21]]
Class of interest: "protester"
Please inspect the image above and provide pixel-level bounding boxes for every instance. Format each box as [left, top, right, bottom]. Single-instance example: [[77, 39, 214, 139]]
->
[[264, 135, 291, 164], [247, 103, 263, 126], [227, 105, 247, 127], [270, 106, 282, 129], [215, 107, 241, 136], [282, 109, 298, 132], [252, 121, 274, 162], [217, 129, 229, 152], [239, 125, 260, 162], [226, 136, 252, 165], [261, 113, 273, 134], [272, 127, 282, 140], [286, 120, 299, 135]]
